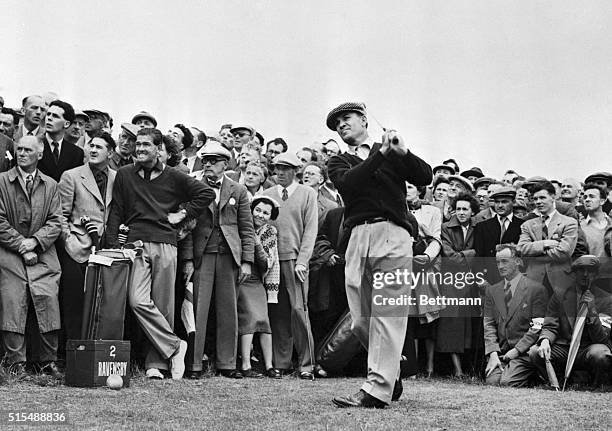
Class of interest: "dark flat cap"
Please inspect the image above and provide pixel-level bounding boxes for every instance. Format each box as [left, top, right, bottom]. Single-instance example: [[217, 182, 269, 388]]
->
[[460, 167, 484, 179], [326, 102, 367, 130], [131, 111, 157, 127], [571, 255, 601, 271], [432, 164, 455, 175], [584, 172, 612, 186], [473, 176, 495, 190], [489, 186, 516, 200]]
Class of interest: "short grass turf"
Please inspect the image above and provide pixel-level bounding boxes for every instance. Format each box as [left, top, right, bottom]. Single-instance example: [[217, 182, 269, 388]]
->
[[0, 374, 610, 430]]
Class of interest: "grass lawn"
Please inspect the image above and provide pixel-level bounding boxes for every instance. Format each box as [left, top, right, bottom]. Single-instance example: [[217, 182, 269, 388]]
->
[[1, 373, 611, 430]]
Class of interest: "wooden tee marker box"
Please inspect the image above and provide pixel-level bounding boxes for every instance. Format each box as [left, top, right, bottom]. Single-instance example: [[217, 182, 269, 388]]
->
[[65, 340, 131, 387]]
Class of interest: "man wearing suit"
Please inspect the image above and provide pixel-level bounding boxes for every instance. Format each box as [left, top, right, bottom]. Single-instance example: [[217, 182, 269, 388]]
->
[[13, 95, 46, 143], [517, 181, 578, 296], [474, 187, 525, 284], [473, 181, 504, 225], [57, 132, 116, 341], [484, 244, 548, 387], [531, 255, 612, 387], [38, 100, 84, 182], [180, 142, 254, 379]]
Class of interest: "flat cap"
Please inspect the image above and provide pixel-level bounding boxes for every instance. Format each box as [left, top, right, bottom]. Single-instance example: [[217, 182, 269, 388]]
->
[[524, 176, 548, 185], [230, 125, 255, 136], [131, 111, 157, 127], [199, 141, 232, 160], [489, 186, 516, 200], [120, 123, 139, 139], [432, 164, 455, 175], [448, 175, 474, 192], [273, 152, 301, 168], [571, 255, 601, 271], [473, 176, 495, 190], [584, 172, 612, 186], [460, 167, 484, 179], [74, 110, 90, 121], [326, 102, 367, 130]]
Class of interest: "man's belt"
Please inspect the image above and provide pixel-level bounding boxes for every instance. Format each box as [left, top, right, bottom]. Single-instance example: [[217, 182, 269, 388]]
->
[[354, 217, 390, 226]]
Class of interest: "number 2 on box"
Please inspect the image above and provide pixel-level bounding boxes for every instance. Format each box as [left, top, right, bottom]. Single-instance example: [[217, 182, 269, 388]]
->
[[109, 345, 116, 358]]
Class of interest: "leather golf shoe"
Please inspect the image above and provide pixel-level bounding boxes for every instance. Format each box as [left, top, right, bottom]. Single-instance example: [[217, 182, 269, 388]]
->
[[332, 390, 387, 409]]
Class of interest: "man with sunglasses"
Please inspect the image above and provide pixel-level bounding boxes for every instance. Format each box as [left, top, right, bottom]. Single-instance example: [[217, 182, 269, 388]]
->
[[181, 142, 255, 379]]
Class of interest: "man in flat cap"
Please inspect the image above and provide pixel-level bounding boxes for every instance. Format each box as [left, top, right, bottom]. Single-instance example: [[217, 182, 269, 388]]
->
[[65, 111, 89, 147], [261, 152, 318, 380], [326, 102, 432, 408], [109, 123, 138, 170], [580, 183, 612, 257], [231, 125, 255, 156], [483, 244, 548, 387], [518, 181, 578, 296], [584, 172, 612, 215], [106, 127, 215, 379], [180, 141, 255, 379], [474, 187, 525, 284], [132, 111, 157, 129], [531, 255, 612, 387]]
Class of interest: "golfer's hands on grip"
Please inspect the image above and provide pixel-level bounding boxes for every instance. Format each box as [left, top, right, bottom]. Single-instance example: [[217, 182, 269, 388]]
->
[[538, 338, 551, 360], [380, 130, 407, 156]]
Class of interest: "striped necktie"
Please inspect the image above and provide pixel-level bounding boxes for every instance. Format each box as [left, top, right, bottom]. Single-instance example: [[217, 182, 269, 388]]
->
[[26, 174, 33, 197], [541, 215, 549, 239], [282, 188, 288, 201], [504, 281, 513, 312]]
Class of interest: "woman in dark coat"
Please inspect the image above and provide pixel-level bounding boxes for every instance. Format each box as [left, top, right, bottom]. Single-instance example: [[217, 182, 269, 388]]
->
[[436, 192, 480, 377]]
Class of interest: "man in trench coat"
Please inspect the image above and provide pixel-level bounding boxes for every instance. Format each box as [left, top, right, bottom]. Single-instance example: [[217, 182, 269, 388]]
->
[[0, 136, 63, 375]]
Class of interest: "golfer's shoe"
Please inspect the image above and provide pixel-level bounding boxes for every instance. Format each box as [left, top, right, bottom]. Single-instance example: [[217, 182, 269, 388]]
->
[[146, 368, 164, 380], [332, 390, 387, 409], [171, 340, 188, 379], [392, 379, 403, 402]]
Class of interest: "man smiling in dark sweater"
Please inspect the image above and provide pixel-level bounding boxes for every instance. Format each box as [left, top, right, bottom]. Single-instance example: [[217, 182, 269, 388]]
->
[[327, 102, 432, 408], [107, 128, 214, 380]]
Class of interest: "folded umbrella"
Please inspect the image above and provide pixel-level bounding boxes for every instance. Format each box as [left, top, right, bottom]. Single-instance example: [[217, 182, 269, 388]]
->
[[562, 296, 589, 391]]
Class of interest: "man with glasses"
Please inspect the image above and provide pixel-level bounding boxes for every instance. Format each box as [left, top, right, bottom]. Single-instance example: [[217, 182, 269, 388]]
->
[[181, 142, 254, 379]]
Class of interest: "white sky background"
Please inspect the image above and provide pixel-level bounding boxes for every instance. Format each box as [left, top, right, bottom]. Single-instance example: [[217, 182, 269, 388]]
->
[[2, 0, 612, 181]]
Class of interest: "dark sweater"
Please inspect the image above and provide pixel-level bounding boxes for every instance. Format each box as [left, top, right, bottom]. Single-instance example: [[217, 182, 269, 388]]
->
[[327, 143, 432, 236], [106, 164, 215, 246]]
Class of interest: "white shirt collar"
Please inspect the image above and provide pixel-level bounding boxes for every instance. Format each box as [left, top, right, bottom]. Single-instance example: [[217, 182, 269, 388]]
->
[[22, 124, 40, 137], [498, 213, 513, 223], [17, 166, 37, 182], [278, 181, 298, 199], [45, 134, 64, 153], [504, 272, 522, 295]]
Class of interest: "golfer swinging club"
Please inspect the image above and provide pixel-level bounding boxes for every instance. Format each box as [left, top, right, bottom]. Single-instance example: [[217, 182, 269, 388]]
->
[[326, 103, 432, 408]]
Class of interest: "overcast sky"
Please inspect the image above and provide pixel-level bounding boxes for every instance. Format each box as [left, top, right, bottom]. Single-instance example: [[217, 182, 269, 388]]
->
[[2, 1, 611, 181]]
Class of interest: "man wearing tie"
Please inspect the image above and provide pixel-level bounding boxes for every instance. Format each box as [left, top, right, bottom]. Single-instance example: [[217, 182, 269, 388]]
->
[[38, 100, 84, 182], [261, 152, 318, 379], [517, 181, 578, 296], [483, 244, 548, 386], [180, 142, 255, 379], [0, 136, 63, 376], [474, 187, 525, 284], [531, 255, 612, 387], [57, 132, 117, 341]]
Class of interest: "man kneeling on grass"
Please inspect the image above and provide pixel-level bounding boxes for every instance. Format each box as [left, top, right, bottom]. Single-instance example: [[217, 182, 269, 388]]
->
[[483, 244, 548, 386]]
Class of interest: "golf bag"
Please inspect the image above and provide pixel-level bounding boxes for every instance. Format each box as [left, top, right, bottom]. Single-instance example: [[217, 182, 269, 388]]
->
[[81, 250, 132, 340]]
